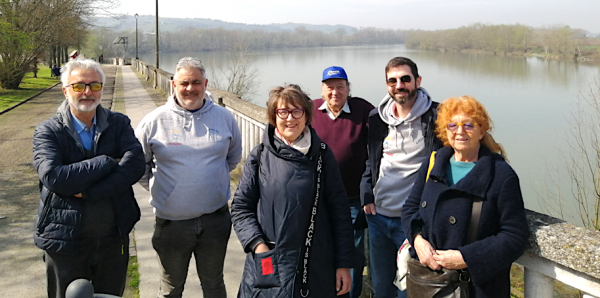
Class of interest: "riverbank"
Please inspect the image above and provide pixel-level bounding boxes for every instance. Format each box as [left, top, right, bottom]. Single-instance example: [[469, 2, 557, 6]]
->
[[420, 47, 600, 63]]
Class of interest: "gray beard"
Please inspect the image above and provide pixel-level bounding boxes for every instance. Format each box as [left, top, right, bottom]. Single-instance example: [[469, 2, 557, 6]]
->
[[69, 96, 101, 112]]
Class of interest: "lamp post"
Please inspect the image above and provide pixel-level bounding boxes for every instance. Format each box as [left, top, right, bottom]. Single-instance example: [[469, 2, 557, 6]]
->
[[134, 14, 139, 60], [155, 0, 159, 68]]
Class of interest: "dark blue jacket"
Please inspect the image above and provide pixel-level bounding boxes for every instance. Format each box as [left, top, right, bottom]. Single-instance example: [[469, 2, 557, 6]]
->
[[360, 102, 442, 206], [401, 146, 529, 298], [32, 101, 145, 255], [231, 125, 354, 298]]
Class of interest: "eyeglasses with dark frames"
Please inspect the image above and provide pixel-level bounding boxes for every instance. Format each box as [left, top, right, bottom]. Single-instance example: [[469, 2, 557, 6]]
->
[[447, 122, 479, 133], [276, 108, 305, 119], [386, 75, 412, 86], [69, 83, 103, 92]]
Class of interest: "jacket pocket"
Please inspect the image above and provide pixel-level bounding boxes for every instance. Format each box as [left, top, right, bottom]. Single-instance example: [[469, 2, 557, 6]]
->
[[253, 249, 281, 289], [152, 216, 171, 240]]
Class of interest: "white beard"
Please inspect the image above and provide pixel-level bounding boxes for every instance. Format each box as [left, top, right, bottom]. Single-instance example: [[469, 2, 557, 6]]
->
[[68, 95, 101, 112]]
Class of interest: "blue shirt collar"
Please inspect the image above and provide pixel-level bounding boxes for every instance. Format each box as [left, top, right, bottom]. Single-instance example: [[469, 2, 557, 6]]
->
[[70, 109, 96, 133]]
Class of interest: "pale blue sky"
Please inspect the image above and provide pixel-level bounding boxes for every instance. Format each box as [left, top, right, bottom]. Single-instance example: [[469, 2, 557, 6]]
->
[[114, 0, 599, 32]]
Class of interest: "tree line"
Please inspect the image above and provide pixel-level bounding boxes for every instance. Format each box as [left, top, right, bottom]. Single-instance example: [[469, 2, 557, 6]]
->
[[404, 23, 599, 59], [0, 0, 119, 89], [82, 26, 406, 58]]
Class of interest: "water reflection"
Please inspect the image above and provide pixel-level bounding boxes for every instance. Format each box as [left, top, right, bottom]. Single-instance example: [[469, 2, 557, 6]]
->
[[139, 45, 600, 226]]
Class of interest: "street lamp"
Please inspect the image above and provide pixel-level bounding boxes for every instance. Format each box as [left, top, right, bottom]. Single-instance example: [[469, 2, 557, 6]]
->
[[134, 13, 139, 60], [155, 0, 159, 68]]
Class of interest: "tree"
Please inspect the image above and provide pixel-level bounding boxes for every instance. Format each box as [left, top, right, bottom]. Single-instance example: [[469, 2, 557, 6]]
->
[[537, 76, 600, 231], [207, 42, 259, 102], [0, 0, 119, 89]]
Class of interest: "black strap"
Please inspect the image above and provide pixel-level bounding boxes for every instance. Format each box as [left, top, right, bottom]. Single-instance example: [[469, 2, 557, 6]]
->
[[467, 200, 482, 244], [300, 142, 326, 297]]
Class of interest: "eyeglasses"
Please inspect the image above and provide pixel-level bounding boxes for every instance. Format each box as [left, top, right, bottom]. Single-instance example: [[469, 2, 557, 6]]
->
[[69, 83, 103, 92], [386, 75, 412, 86], [276, 108, 305, 119], [447, 122, 478, 133]]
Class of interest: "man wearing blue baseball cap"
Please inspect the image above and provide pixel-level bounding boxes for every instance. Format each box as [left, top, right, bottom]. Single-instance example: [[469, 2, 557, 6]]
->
[[312, 66, 375, 298]]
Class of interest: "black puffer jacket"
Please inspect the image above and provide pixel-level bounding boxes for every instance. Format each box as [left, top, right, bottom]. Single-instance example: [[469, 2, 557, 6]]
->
[[231, 125, 354, 298], [32, 101, 145, 255]]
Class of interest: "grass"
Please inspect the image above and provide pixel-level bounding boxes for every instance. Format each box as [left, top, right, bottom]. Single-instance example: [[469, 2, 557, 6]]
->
[[122, 256, 140, 298], [0, 66, 60, 111]]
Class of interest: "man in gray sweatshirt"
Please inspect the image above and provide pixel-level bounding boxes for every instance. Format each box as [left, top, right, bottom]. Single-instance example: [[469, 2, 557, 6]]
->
[[360, 57, 442, 297], [136, 57, 242, 298]]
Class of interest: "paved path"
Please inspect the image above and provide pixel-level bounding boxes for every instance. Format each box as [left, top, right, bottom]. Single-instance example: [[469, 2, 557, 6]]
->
[[120, 66, 245, 298]]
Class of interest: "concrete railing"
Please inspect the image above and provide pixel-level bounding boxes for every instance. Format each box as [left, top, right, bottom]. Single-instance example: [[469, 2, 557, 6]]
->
[[519, 210, 600, 297], [126, 58, 600, 298]]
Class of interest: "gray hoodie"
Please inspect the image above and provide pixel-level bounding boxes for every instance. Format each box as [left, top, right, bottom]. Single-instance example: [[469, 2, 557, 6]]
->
[[374, 88, 432, 217], [136, 91, 242, 220]]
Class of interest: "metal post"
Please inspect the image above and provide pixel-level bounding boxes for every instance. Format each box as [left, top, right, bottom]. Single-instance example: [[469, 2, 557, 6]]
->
[[134, 14, 139, 60], [155, 0, 159, 68]]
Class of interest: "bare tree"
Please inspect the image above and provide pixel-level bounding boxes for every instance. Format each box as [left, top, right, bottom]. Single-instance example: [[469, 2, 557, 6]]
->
[[207, 42, 260, 102], [537, 76, 600, 230]]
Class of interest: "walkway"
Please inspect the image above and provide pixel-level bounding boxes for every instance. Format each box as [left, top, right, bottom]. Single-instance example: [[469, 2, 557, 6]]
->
[[120, 66, 245, 297]]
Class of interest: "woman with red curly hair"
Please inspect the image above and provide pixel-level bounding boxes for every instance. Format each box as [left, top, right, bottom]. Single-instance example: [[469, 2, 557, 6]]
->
[[401, 96, 529, 297]]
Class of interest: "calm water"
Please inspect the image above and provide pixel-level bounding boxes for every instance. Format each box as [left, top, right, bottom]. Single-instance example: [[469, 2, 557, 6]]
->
[[139, 45, 600, 225]]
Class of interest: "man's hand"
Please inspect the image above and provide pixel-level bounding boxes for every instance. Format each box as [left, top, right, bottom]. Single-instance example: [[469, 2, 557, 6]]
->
[[254, 242, 270, 254], [363, 203, 376, 215], [413, 234, 441, 270], [335, 268, 351, 295], [74, 193, 83, 198], [433, 250, 467, 270]]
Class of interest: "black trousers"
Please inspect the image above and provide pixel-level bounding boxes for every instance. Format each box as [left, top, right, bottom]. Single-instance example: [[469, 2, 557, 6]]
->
[[44, 235, 129, 298]]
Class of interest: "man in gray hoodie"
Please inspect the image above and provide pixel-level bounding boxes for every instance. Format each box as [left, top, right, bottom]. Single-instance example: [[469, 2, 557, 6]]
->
[[135, 57, 242, 298], [360, 57, 442, 297]]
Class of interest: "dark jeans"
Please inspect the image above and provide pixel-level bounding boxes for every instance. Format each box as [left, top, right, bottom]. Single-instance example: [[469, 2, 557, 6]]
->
[[366, 213, 407, 298], [152, 204, 232, 298], [349, 199, 366, 298], [45, 235, 129, 298]]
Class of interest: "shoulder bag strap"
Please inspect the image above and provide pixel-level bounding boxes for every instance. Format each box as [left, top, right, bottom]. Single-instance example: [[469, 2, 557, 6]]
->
[[299, 142, 326, 297], [425, 151, 437, 182], [466, 200, 482, 244]]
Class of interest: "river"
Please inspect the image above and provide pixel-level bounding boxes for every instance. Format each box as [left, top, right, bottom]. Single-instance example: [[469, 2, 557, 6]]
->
[[138, 44, 600, 226]]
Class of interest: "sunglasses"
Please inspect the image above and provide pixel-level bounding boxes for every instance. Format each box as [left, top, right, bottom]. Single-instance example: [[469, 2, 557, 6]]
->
[[69, 83, 103, 92], [276, 108, 305, 119], [447, 122, 478, 133], [386, 75, 412, 86]]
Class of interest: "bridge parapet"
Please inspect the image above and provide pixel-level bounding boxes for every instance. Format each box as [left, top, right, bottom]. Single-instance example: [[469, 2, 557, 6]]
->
[[127, 57, 600, 298]]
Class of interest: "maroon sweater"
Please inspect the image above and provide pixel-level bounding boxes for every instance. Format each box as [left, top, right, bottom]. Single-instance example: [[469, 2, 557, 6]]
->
[[312, 97, 375, 199]]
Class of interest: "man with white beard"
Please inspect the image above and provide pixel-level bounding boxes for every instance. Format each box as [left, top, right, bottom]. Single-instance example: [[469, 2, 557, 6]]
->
[[32, 59, 145, 298]]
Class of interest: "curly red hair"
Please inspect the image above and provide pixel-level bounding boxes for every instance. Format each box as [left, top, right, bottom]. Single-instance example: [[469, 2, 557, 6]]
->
[[435, 96, 506, 159]]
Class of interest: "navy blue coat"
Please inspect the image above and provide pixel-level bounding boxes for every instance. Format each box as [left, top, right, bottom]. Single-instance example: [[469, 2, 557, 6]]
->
[[231, 125, 354, 298], [32, 101, 145, 255], [401, 146, 529, 298]]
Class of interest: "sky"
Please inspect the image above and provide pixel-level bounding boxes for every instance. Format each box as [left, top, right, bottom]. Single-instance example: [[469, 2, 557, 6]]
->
[[113, 0, 600, 33]]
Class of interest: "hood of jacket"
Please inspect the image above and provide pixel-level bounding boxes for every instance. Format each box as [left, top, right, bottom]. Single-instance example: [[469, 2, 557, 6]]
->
[[378, 87, 432, 126], [165, 91, 215, 129]]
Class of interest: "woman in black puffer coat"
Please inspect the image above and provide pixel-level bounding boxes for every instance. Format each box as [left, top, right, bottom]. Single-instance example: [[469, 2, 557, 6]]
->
[[231, 85, 354, 298]]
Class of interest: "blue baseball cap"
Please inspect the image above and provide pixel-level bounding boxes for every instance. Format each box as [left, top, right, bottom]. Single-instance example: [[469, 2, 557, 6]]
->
[[322, 66, 348, 82]]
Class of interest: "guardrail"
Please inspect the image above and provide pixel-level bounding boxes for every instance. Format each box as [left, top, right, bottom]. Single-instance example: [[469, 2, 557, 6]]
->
[[125, 57, 600, 298]]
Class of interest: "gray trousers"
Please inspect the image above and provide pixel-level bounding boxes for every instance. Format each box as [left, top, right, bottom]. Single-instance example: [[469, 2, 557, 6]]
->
[[45, 235, 129, 298], [152, 204, 232, 298]]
